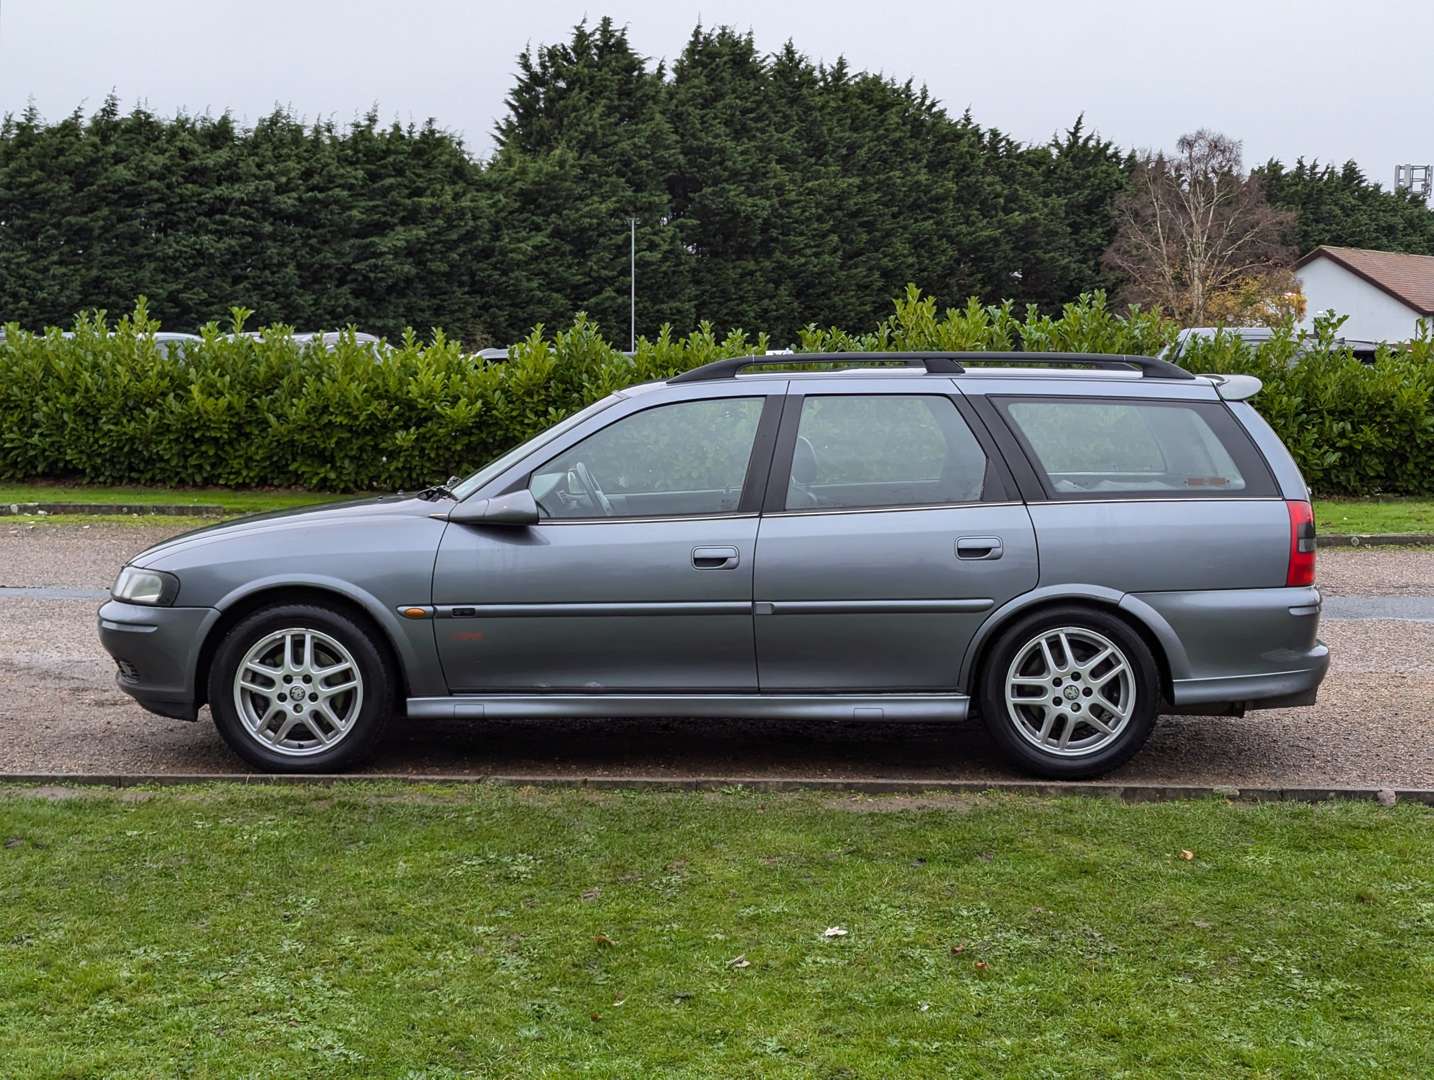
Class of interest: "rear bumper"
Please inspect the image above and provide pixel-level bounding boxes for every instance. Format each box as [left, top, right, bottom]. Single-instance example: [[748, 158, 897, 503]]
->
[[97, 599, 219, 722], [1167, 644, 1329, 711], [1130, 585, 1330, 711]]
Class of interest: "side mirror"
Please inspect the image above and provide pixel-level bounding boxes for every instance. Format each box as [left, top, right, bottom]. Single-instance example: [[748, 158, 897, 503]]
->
[[448, 489, 540, 527]]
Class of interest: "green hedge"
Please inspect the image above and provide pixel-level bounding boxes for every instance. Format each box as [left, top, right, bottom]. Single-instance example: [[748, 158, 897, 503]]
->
[[2, 292, 1431, 495], [0, 302, 769, 492]]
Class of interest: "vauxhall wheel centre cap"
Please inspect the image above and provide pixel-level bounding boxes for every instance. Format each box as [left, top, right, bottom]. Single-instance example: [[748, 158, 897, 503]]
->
[[1063, 685, 1080, 701]]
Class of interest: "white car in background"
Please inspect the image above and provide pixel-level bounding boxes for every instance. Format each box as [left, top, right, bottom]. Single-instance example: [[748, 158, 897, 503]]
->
[[41, 330, 203, 358], [224, 330, 387, 359], [292, 331, 382, 349], [1163, 326, 1380, 364]]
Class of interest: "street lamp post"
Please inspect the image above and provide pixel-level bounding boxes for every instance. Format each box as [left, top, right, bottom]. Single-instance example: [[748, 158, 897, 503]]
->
[[628, 216, 636, 352]]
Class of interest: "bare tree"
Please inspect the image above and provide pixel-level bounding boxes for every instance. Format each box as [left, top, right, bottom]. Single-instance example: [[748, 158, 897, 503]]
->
[[1103, 130, 1295, 324]]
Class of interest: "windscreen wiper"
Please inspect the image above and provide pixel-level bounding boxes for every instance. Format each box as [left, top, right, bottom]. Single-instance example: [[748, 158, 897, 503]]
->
[[414, 475, 461, 501]]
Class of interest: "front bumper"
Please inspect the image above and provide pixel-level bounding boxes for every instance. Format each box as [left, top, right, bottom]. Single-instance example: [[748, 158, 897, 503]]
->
[[97, 599, 220, 721]]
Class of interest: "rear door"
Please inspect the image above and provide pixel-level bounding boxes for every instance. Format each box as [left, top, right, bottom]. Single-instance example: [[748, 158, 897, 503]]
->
[[752, 379, 1038, 691]]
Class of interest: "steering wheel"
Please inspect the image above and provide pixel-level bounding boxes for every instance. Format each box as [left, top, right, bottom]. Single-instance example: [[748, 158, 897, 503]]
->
[[572, 461, 613, 516]]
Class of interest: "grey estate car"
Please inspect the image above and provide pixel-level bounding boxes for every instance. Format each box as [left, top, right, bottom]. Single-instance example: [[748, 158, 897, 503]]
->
[[97, 352, 1328, 779]]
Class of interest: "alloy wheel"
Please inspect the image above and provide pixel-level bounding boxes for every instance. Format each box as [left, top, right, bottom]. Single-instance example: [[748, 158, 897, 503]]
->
[[1003, 625, 1135, 757], [232, 627, 364, 756]]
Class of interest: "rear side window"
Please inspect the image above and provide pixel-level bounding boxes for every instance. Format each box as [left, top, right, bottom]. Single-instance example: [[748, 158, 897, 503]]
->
[[997, 397, 1275, 498], [785, 395, 990, 510]]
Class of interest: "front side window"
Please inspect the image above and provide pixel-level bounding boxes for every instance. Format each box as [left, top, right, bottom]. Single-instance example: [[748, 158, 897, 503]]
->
[[452, 394, 623, 500], [785, 394, 989, 510], [1000, 397, 1262, 496], [531, 397, 764, 519]]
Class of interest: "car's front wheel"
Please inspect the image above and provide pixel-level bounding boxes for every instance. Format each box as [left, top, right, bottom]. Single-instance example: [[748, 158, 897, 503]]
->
[[978, 606, 1159, 780], [208, 602, 394, 772]]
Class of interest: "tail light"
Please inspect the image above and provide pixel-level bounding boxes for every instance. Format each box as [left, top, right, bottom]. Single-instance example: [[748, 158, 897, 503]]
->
[[1286, 500, 1316, 586]]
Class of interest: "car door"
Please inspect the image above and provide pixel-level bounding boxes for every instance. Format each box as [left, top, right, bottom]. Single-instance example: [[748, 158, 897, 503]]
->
[[752, 378, 1038, 691], [432, 383, 785, 692]]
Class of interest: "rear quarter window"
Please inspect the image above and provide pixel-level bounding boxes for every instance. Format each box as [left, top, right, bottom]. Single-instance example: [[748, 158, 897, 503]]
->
[[996, 396, 1276, 499]]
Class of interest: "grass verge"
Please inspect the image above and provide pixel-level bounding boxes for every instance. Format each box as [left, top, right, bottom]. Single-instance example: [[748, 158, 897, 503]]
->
[[1314, 497, 1434, 535], [4, 513, 223, 529], [1, 784, 1429, 1078], [0, 483, 346, 514]]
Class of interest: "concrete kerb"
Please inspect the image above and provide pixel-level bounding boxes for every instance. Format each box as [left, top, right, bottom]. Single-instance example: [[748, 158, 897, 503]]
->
[[1318, 533, 1434, 547], [0, 772, 1428, 804]]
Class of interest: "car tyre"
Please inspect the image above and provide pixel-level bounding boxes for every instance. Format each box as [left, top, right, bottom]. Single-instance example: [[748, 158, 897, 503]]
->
[[978, 605, 1159, 780], [208, 602, 395, 773]]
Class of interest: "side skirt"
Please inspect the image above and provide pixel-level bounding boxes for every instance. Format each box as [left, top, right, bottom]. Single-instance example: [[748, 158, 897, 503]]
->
[[406, 693, 970, 722]]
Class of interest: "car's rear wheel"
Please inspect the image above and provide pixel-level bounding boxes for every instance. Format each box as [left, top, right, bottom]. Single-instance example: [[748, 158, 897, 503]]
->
[[208, 603, 394, 772], [978, 606, 1159, 780]]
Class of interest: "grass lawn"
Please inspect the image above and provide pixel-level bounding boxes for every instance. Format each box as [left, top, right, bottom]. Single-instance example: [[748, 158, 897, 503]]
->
[[1314, 497, 1434, 535], [0, 482, 346, 515], [4, 513, 230, 529], [1, 785, 1429, 1078]]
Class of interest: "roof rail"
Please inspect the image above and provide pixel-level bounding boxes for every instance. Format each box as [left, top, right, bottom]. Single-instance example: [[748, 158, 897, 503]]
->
[[955, 352, 1197, 380], [668, 352, 967, 383], [667, 350, 1195, 384]]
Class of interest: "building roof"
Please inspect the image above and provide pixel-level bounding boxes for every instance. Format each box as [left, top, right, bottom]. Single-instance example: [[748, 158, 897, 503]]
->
[[1297, 245, 1434, 315]]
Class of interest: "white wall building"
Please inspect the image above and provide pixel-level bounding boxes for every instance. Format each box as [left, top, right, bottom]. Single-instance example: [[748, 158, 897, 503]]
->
[[1296, 245, 1434, 343]]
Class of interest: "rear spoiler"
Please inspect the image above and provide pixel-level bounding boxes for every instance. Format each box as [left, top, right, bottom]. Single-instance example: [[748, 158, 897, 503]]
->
[[1201, 373, 1262, 401]]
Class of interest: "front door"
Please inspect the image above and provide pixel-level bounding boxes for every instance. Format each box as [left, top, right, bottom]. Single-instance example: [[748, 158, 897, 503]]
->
[[753, 382, 1038, 691], [433, 389, 783, 692]]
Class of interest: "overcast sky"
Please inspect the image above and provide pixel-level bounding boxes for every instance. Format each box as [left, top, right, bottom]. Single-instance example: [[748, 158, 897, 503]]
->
[[2, 0, 1431, 183]]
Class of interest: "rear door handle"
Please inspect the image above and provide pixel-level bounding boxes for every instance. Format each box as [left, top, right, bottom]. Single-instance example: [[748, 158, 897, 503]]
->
[[956, 536, 1003, 560], [692, 545, 740, 570]]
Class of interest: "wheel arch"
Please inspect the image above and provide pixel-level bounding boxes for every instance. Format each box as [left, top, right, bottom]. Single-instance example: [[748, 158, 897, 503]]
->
[[194, 579, 415, 708], [960, 586, 1187, 706]]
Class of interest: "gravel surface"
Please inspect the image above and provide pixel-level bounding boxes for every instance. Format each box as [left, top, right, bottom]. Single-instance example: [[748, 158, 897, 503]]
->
[[2, 526, 1431, 786], [0, 524, 178, 588], [1317, 547, 1434, 596]]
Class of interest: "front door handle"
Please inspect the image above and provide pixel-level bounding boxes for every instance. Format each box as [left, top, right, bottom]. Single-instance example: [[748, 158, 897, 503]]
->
[[956, 536, 1003, 560], [692, 545, 740, 570]]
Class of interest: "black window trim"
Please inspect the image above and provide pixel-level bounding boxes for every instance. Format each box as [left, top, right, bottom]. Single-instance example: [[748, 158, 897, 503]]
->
[[964, 393, 1047, 503], [512, 393, 785, 523], [762, 390, 1016, 515], [988, 393, 1280, 502]]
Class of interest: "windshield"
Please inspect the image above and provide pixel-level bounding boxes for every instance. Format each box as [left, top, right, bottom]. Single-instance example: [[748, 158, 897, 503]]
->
[[450, 394, 624, 500]]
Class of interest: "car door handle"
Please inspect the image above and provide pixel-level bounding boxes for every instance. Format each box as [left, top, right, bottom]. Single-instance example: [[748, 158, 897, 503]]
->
[[692, 546, 740, 570], [956, 536, 1003, 560]]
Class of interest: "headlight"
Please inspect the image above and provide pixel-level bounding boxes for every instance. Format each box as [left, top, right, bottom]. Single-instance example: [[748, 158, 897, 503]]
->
[[111, 566, 180, 606]]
